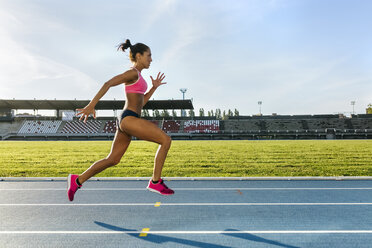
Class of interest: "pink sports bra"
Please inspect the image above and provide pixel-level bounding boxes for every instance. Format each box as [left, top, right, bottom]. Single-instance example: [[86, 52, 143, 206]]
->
[[125, 67, 148, 94]]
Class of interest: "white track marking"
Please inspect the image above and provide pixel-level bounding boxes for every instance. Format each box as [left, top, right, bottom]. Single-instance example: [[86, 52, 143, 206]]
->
[[1, 187, 372, 191], [1, 230, 372, 234], [1, 202, 372, 206]]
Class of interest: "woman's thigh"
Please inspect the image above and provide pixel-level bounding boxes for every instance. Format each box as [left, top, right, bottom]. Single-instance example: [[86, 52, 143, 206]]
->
[[120, 117, 169, 144], [106, 128, 132, 162]]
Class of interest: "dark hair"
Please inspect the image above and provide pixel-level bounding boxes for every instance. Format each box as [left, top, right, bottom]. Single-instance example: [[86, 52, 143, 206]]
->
[[117, 39, 150, 62]]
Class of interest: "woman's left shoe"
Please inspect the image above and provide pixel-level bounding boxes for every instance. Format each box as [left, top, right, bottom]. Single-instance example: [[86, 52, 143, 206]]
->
[[67, 174, 82, 201]]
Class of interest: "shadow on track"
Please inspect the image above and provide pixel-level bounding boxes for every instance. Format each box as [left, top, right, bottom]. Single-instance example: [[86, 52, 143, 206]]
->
[[95, 222, 300, 248], [94, 221, 230, 248], [222, 229, 300, 248]]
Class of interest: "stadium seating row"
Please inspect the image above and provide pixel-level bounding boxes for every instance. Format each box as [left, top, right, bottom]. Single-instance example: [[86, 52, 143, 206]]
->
[[224, 118, 372, 132], [184, 120, 220, 133], [103, 120, 116, 133], [103, 120, 180, 134], [17, 120, 220, 134], [162, 120, 181, 133], [102, 120, 160, 133], [16, 117, 372, 135], [61, 121, 101, 134], [18, 121, 62, 134]]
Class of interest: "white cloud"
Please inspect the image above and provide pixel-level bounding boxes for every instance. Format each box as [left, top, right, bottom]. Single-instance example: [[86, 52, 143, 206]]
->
[[0, 3, 97, 99], [142, 0, 176, 31], [0, 38, 97, 99]]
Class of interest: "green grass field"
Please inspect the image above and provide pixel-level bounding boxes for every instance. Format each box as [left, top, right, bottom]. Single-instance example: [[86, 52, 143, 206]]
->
[[0, 140, 371, 177]]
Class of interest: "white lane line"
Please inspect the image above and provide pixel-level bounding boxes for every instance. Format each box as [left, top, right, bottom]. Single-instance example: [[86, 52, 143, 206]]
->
[[1, 230, 372, 234], [1, 187, 372, 191], [1, 203, 372, 206]]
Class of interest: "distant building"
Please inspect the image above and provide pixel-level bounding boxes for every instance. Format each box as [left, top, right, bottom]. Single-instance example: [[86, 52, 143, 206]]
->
[[367, 104, 372, 114]]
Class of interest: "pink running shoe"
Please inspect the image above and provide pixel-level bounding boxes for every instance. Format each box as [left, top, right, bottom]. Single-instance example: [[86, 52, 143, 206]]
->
[[147, 179, 174, 195], [67, 174, 81, 201]]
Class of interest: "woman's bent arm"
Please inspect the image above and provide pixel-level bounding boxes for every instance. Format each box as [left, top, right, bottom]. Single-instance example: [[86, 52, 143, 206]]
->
[[143, 86, 156, 107], [90, 72, 135, 107], [143, 72, 167, 107], [77, 71, 137, 122]]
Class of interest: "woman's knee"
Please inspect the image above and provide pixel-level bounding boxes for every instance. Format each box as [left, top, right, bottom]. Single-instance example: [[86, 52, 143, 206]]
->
[[161, 135, 172, 149], [105, 156, 121, 167]]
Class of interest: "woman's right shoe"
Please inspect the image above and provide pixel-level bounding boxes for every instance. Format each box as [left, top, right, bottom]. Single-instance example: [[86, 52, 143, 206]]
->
[[147, 179, 174, 195]]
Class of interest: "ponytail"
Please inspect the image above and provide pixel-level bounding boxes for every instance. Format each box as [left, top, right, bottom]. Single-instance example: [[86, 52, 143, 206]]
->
[[117, 39, 132, 52], [117, 39, 150, 63]]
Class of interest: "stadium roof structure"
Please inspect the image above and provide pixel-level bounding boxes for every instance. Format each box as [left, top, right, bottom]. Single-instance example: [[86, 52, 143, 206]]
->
[[0, 99, 193, 110]]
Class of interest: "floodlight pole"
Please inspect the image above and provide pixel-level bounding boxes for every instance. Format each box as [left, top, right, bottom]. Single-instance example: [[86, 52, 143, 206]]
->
[[180, 88, 187, 116], [258, 101, 262, 115], [180, 88, 187, 100], [351, 101, 355, 115]]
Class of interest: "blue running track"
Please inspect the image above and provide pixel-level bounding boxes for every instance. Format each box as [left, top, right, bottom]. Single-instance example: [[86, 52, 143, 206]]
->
[[1, 179, 372, 247]]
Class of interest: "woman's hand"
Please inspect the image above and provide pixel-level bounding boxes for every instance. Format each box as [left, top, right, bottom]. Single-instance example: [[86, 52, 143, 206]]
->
[[150, 72, 167, 89], [76, 105, 96, 123]]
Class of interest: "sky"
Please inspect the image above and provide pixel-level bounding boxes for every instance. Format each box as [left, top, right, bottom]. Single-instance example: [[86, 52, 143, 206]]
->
[[1, 0, 371, 116]]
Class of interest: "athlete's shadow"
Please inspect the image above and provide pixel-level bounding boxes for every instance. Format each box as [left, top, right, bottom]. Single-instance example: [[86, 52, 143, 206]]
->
[[95, 221, 300, 248], [94, 221, 230, 248], [222, 229, 300, 248]]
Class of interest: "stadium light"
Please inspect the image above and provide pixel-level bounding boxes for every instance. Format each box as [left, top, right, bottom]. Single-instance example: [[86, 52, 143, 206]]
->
[[258, 101, 262, 115], [179, 88, 187, 117], [351, 101, 356, 115], [180, 88, 187, 100]]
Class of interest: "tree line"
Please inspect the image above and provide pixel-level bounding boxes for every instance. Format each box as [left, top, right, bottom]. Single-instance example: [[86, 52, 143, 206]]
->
[[142, 108, 239, 119]]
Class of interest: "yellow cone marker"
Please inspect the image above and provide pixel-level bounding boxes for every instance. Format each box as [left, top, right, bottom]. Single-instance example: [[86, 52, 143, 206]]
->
[[139, 228, 150, 237], [154, 202, 161, 207]]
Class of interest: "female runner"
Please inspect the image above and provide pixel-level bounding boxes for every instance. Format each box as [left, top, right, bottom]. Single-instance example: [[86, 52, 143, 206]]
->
[[67, 39, 174, 201]]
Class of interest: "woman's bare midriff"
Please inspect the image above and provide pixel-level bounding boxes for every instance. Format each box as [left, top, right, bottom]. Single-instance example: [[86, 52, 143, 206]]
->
[[124, 93, 144, 115]]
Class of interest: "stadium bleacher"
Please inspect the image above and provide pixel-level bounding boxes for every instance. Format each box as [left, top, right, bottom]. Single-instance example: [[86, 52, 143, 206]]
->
[[351, 118, 371, 130], [61, 120, 101, 134], [162, 120, 181, 133], [224, 116, 371, 133], [2, 114, 372, 140], [18, 121, 62, 134], [224, 120, 262, 132], [266, 119, 303, 131], [103, 120, 161, 134], [103, 120, 117, 133], [4, 98, 371, 140], [184, 120, 220, 133]]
